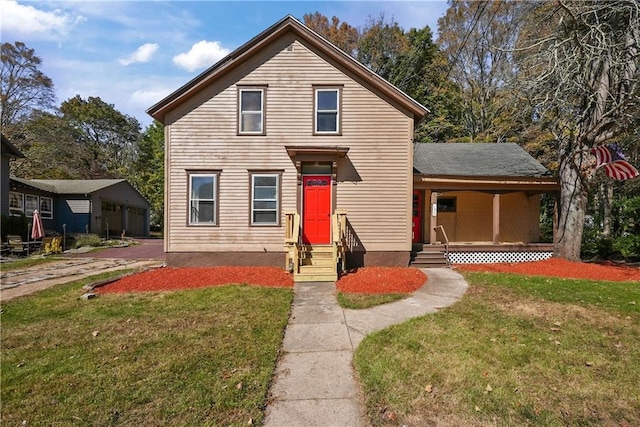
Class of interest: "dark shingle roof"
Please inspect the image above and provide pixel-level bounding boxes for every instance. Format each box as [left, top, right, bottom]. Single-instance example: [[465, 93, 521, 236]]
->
[[414, 143, 550, 178], [11, 178, 126, 194]]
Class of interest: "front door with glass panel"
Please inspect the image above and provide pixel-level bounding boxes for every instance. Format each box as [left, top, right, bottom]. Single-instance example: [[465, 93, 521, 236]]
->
[[302, 175, 332, 244]]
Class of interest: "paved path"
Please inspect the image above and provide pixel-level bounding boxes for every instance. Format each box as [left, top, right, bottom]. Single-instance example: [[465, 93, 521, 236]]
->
[[0, 258, 163, 302], [263, 268, 468, 426]]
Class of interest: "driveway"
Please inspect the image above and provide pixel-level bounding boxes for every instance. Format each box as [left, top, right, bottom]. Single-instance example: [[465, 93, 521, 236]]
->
[[72, 238, 165, 260]]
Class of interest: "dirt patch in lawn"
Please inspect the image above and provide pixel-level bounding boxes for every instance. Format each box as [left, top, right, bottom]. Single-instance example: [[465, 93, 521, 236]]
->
[[97, 266, 294, 293], [336, 267, 427, 294], [455, 257, 640, 282]]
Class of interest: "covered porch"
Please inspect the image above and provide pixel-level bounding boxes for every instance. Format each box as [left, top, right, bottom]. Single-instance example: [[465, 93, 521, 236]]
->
[[412, 143, 560, 265]]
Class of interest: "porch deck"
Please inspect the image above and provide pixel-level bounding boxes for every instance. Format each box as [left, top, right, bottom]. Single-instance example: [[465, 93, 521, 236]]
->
[[412, 242, 554, 265]]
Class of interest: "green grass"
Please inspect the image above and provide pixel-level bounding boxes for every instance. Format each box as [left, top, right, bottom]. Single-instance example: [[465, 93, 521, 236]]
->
[[1, 277, 293, 426], [337, 292, 408, 309], [355, 272, 640, 426]]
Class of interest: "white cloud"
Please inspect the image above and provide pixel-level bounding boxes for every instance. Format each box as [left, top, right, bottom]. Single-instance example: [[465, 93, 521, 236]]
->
[[130, 88, 173, 109], [2, 0, 85, 40], [172, 40, 230, 72], [119, 43, 160, 66]]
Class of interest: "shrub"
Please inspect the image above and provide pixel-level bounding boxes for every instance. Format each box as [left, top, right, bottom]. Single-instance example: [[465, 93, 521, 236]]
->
[[613, 235, 640, 261], [73, 233, 103, 248], [1, 214, 29, 241]]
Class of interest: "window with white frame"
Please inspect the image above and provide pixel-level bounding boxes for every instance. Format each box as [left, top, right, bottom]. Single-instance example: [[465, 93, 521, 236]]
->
[[40, 196, 53, 219], [189, 173, 218, 225], [25, 194, 39, 217], [239, 88, 265, 134], [251, 173, 279, 225], [315, 88, 340, 134], [9, 192, 24, 216]]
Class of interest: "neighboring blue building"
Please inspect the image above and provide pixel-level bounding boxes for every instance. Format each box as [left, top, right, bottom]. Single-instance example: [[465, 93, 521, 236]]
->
[[1, 134, 24, 218], [8, 178, 151, 237]]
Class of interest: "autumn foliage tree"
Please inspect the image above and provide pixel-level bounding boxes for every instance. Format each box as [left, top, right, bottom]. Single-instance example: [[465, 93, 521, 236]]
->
[[515, 0, 640, 260]]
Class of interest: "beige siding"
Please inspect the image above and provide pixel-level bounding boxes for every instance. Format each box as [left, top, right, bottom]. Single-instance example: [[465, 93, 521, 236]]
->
[[500, 192, 540, 242], [166, 35, 413, 254], [434, 191, 540, 243]]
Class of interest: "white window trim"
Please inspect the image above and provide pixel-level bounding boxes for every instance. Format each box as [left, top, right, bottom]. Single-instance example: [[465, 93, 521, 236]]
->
[[25, 194, 39, 218], [251, 173, 280, 226], [40, 196, 54, 219], [188, 173, 218, 226], [9, 191, 24, 216], [315, 88, 340, 134], [239, 88, 265, 135]]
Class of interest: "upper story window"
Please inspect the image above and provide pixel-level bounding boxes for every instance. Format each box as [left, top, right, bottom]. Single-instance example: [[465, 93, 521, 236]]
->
[[189, 173, 219, 225], [238, 87, 265, 135], [314, 88, 340, 134]]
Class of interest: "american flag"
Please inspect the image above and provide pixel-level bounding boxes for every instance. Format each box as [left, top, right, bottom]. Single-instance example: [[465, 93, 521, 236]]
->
[[590, 144, 639, 181]]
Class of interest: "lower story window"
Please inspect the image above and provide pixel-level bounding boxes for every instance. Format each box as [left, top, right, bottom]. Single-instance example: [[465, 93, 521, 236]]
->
[[40, 197, 53, 219], [25, 195, 39, 217], [189, 173, 218, 225], [9, 192, 24, 216], [251, 173, 279, 225]]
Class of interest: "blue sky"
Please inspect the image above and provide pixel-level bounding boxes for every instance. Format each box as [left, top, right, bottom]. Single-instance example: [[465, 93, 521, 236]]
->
[[3, 0, 448, 128]]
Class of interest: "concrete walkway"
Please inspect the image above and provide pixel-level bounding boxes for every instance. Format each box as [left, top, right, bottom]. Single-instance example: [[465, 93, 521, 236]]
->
[[263, 268, 468, 426]]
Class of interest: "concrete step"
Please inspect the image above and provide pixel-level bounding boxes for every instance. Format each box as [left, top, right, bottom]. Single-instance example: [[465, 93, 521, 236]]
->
[[411, 251, 448, 268]]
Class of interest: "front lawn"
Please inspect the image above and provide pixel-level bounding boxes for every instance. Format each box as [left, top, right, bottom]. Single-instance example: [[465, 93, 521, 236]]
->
[[1, 274, 293, 426], [355, 272, 640, 426]]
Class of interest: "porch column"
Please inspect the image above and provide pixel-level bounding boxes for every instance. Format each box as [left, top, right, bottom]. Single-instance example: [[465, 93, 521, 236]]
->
[[493, 193, 500, 244], [429, 191, 438, 244]]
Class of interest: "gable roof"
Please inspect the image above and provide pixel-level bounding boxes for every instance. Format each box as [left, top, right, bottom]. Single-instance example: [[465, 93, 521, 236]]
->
[[147, 15, 428, 125], [414, 143, 551, 178], [12, 178, 127, 194]]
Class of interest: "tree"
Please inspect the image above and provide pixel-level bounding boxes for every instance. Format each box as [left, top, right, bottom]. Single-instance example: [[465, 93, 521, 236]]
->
[[303, 12, 359, 56], [437, 1, 522, 143], [12, 110, 86, 179], [1, 42, 56, 137], [134, 121, 165, 230], [516, 0, 640, 260], [59, 95, 141, 179]]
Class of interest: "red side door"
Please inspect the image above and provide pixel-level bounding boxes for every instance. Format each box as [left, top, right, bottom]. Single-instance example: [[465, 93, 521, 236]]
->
[[412, 190, 422, 243], [302, 175, 332, 244]]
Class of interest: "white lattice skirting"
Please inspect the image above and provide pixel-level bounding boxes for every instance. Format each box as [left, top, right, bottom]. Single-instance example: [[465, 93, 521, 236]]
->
[[449, 251, 553, 264]]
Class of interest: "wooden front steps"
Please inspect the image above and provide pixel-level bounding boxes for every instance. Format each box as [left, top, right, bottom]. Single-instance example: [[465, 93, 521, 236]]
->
[[411, 245, 449, 268], [295, 244, 337, 282]]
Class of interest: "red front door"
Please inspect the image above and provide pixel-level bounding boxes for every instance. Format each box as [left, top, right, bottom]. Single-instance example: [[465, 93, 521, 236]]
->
[[303, 175, 332, 244], [412, 190, 422, 243]]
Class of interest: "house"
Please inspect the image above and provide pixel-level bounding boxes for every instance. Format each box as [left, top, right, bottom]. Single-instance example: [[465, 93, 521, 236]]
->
[[8, 178, 151, 238], [148, 15, 558, 281], [1, 134, 25, 217], [412, 143, 559, 264], [148, 15, 428, 281]]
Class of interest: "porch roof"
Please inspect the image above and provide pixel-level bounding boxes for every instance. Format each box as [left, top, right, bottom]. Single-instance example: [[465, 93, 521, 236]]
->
[[414, 143, 551, 178]]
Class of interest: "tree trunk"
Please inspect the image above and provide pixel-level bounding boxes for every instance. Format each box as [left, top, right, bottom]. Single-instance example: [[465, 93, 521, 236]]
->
[[554, 141, 590, 261], [601, 182, 613, 239]]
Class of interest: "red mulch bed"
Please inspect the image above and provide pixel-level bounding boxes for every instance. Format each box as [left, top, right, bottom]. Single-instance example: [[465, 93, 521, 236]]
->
[[98, 266, 294, 293], [336, 267, 427, 294], [455, 258, 640, 282]]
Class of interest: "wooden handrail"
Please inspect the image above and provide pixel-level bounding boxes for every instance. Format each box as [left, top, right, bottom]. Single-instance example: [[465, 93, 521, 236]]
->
[[284, 211, 301, 272], [434, 225, 449, 245], [333, 210, 348, 273]]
